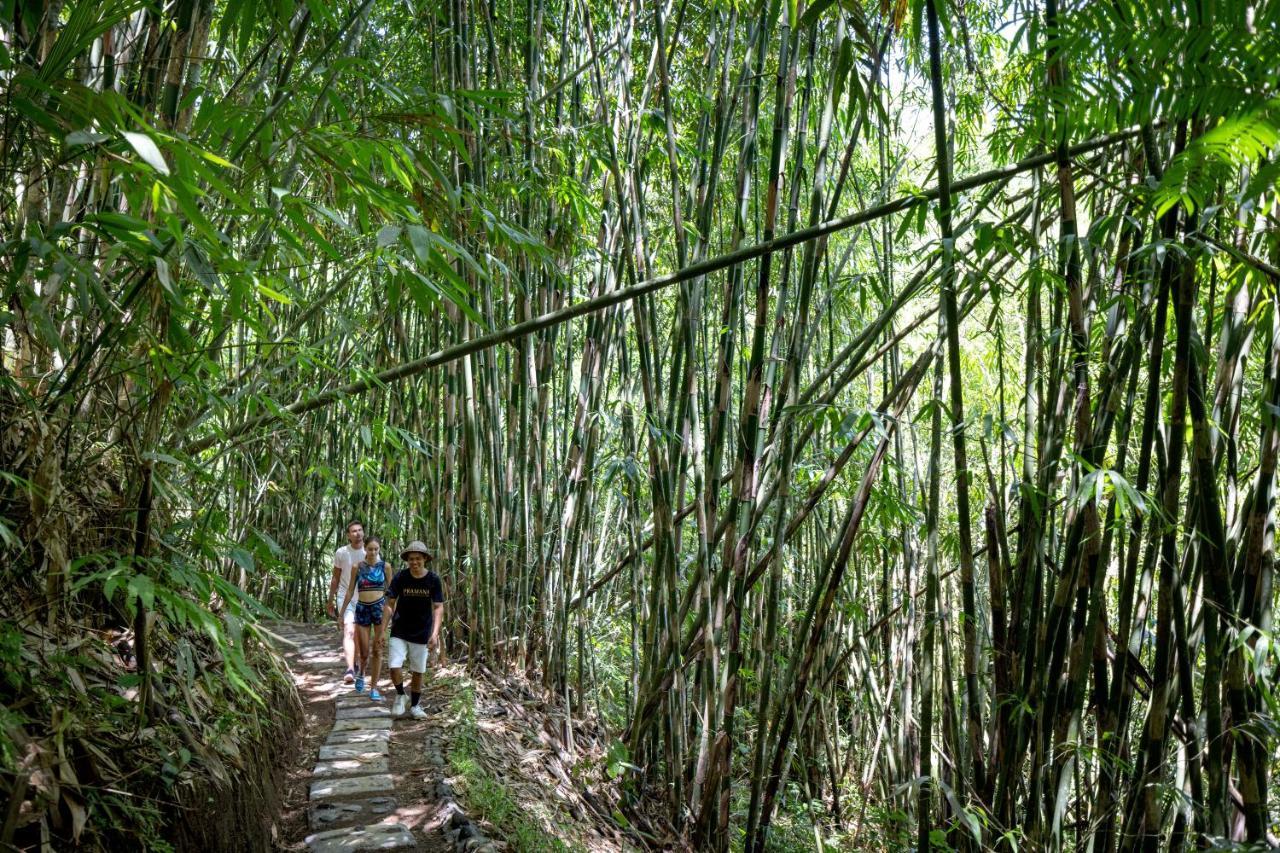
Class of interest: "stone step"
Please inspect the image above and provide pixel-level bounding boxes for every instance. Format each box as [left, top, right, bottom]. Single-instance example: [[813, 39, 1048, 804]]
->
[[310, 773, 395, 800], [308, 683, 352, 695], [295, 664, 343, 674], [313, 755, 391, 778], [326, 729, 391, 746], [305, 821, 415, 851], [335, 704, 391, 720], [296, 654, 344, 666], [308, 797, 399, 831], [318, 741, 390, 760], [332, 716, 392, 732]]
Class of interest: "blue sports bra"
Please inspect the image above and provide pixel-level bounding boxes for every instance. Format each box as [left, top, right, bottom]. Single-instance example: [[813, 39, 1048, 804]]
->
[[356, 560, 386, 593]]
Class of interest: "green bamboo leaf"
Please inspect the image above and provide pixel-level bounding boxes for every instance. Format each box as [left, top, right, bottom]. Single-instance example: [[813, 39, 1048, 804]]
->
[[405, 223, 434, 263], [155, 257, 175, 295], [283, 204, 342, 260], [257, 282, 293, 305], [40, 0, 145, 83], [377, 225, 402, 248], [66, 130, 110, 147], [797, 0, 838, 29], [122, 131, 170, 175]]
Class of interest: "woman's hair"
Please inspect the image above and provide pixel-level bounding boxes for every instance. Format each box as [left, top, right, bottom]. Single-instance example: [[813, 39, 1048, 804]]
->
[[364, 536, 381, 548]]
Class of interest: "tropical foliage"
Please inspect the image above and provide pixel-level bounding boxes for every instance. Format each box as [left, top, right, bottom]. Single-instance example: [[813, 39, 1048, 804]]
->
[[1, 0, 1278, 849]]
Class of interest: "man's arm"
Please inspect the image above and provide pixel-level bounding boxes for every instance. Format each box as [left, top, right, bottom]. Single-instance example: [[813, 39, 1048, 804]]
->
[[326, 558, 342, 617], [430, 603, 444, 647], [383, 571, 399, 622], [429, 574, 445, 647]]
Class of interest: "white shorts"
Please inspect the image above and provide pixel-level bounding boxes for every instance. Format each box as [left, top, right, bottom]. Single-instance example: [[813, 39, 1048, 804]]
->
[[342, 604, 356, 626], [388, 637, 428, 673]]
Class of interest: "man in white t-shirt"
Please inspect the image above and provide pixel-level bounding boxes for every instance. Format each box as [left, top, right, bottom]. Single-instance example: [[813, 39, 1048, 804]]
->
[[328, 520, 365, 683]]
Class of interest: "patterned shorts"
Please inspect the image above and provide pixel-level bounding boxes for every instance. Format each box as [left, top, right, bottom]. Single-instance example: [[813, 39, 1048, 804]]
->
[[354, 598, 384, 626]]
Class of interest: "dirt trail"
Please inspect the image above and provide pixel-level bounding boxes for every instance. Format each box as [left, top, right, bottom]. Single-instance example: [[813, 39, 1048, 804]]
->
[[264, 621, 476, 852]]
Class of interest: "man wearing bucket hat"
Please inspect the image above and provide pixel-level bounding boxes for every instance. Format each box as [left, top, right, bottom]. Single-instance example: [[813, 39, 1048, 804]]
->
[[384, 539, 445, 719]]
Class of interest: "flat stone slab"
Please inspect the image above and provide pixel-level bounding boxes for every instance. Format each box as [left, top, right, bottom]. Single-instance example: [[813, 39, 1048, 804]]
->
[[308, 797, 398, 831], [314, 755, 391, 777], [332, 716, 392, 732], [309, 801, 363, 827], [296, 649, 344, 660], [310, 773, 395, 800], [295, 659, 344, 670], [305, 821, 415, 851], [335, 704, 391, 719], [326, 729, 391, 746], [319, 741, 390, 760], [308, 685, 352, 697]]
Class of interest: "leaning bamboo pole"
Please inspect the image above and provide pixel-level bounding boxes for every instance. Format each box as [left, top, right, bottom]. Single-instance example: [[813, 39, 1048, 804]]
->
[[184, 125, 1146, 454]]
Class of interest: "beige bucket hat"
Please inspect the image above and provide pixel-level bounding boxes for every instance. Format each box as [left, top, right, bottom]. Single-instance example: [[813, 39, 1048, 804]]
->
[[400, 540, 433, 561]]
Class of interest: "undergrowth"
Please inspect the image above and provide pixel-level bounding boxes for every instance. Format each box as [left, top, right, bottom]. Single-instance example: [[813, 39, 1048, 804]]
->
[[444, 675, 578, 853], [0, 595, 297, 850]]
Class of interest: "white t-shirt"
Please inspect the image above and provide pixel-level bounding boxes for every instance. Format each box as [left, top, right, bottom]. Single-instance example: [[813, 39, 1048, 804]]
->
[[333, 543, 365, 611]]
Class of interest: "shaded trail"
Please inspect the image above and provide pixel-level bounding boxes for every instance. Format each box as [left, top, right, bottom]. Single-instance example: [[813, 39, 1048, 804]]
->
[[264, 622, 486, 852]]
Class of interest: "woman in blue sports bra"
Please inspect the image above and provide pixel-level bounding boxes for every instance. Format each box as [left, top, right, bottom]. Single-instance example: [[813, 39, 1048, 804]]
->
[[337, 536, 388, 701]]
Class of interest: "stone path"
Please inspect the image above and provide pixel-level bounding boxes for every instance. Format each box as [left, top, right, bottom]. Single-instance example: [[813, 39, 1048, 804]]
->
[[267, 622, 459, 852]]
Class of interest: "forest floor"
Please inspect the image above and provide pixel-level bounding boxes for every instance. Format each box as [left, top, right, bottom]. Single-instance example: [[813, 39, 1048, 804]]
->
[[262, 622, 646, 852]]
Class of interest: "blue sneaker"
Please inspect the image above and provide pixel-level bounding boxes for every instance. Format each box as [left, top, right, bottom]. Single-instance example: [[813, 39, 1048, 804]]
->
[[355, 675, 365, 693], [369, 689, 383, 702]]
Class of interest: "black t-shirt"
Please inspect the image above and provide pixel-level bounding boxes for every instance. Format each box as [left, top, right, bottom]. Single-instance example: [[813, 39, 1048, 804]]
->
[[387, 568, 444, 644]]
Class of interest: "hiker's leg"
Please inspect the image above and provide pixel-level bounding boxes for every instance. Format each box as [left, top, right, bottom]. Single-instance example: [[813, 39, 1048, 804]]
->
[[387, 636, 410, 714], [409, 670, 423, 710], [408, 643, 427, 708], [355, 624, 371, 674], [342, 607, 357, 672], [368, 620, 384, 688], [388, 637, 406, 694]]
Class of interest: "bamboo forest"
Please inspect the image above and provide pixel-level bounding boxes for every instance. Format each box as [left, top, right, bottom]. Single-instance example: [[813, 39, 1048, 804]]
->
[[2, 0, 1280, 850]]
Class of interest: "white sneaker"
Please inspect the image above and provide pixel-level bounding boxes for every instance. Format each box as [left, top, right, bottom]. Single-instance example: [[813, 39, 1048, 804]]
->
[[409, 703, 428, 720], [391, 694, 407, 717]]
